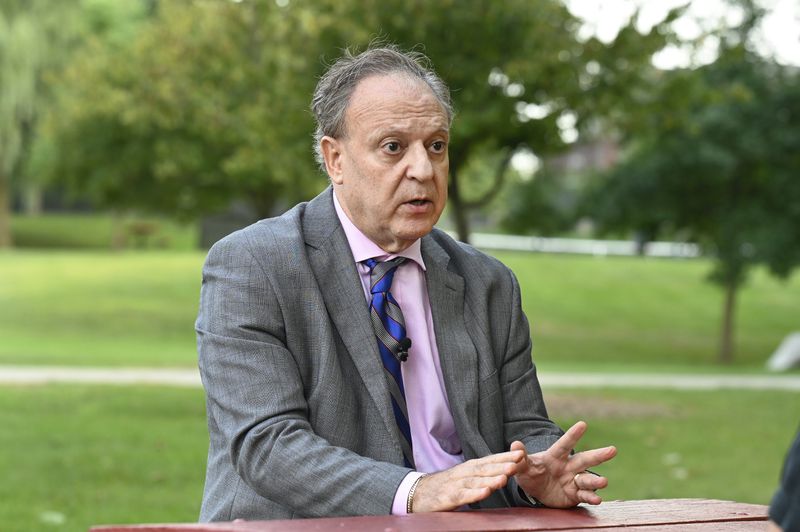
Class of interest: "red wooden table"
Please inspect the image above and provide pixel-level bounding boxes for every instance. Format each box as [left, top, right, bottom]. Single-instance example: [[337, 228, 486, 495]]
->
[[90, 499, 768, 531]]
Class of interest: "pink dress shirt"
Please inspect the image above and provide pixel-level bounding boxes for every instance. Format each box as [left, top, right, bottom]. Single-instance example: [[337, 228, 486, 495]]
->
[[333, 193, 466, 514]]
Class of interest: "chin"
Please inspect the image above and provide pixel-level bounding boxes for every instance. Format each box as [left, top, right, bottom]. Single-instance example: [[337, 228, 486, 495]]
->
[[391, 215, 440, 242], [397, 226, 434, 243]]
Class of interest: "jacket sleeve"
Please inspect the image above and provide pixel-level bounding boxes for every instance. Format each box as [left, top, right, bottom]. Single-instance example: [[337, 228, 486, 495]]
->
[[498, 267, 564, 454]]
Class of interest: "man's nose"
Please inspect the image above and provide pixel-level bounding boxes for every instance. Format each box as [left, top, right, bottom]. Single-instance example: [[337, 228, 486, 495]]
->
[[405, 143, 434, 181]]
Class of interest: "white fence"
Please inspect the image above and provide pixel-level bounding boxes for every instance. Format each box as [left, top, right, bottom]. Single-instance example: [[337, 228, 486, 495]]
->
[[451, 232, 701, 258]]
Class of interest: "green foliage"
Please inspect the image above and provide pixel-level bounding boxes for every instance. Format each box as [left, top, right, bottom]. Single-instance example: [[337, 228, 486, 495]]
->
[[581, 14, 800, 362], [0, 0, 146, 246], [1, 250, 797, 368], [0, 2, 48, 245], [44, 0, 328, 218], [40, 0, 680, 228], [0, 8, 36, 175], [0, 0, 78, 177], [589, 48, 800, 288], [331, 0, 679, 239], [501, 167, 580, 236]]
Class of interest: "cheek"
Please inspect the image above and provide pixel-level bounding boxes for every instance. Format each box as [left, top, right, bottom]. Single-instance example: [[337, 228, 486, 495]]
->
[[436, 175, 449, 202], [437, 163, 449, 188]]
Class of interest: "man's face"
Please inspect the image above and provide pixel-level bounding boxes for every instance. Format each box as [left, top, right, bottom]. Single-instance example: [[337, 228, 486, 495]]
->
[[322, 73, 449, 253]]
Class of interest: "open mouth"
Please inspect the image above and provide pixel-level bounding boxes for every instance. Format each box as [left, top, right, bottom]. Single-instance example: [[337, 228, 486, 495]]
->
[[407, 199, 429, 206]]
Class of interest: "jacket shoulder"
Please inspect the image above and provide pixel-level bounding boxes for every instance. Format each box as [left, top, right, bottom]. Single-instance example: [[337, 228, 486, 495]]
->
[[427, 228, 512, 279], [206, 203, 307, 264]]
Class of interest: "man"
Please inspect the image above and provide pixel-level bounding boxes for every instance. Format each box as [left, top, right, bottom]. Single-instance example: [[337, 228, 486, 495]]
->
[[196, 45, 616, 521]]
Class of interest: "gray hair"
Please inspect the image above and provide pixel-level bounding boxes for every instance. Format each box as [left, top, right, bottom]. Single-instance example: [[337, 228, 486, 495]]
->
[[311, 45, 453, 171]]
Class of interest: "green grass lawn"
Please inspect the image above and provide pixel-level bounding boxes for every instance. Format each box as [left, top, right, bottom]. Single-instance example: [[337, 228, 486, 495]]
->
[[11, 213, 198, 250], [549, 387, 800, 504], [0, 249, 798, 369], [0, 385, 207, 532], [0, 251, 201, 366], [495, 251, 800, 371], [0, 384, 794, 532]]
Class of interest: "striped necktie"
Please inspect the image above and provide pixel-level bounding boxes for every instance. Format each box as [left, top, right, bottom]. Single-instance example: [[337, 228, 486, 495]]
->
[[363, 257, 414, 468]]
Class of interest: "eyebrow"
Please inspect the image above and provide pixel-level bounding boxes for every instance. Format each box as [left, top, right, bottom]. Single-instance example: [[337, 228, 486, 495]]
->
[[369, 126, 450, 143]]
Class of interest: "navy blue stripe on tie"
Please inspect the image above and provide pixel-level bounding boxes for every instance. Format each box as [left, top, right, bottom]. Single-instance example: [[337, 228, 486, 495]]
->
[[363, 257, 414, 469]]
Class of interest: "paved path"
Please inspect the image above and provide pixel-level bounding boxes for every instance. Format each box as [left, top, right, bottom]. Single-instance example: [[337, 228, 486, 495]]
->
[[1, 366, 799, 390], [541, 373, 800, 391], [0, 366, 202, 387]]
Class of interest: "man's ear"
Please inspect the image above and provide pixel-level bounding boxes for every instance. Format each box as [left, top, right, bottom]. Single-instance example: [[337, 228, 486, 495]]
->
[[320, 136, 344, 184]]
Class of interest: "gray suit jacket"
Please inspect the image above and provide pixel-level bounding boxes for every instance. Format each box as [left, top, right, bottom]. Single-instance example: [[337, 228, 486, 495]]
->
[[196, 187, 562, 521]]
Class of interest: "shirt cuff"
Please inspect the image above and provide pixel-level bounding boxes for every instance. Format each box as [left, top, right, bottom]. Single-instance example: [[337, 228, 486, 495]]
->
[[391, 471, 426, 515]]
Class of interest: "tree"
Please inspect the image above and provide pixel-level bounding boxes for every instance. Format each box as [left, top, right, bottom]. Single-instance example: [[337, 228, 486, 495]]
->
[[44, 0, 326, 220], [312, 0, 680, 241], [0, 4, 42, 247], [0, 0, 143, 247], [43, 0, 679, 238], [587, 45, 800, 363]]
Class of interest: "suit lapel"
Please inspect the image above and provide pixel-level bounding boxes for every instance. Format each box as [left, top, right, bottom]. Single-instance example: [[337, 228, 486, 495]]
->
[[303, 189, 400, 455], [303, 191, 489, 463], [421, 235, 489, 459]]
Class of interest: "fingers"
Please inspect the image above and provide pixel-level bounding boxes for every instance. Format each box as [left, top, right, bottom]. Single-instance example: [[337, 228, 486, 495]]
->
[[549, 420, 588, 457], [412, 450, 526, 513], [509, 440, 526, 453], [569, 445, 617, 473], [463, 450, 526, 480], [413, 473, 500, 513], [573, 468, 611, 506], [478, 449, 527, 465], [549, 420, 617, 473], [576, 488, 603, 505], [573, 471, 609, 492], [573, 470, 606, 505]]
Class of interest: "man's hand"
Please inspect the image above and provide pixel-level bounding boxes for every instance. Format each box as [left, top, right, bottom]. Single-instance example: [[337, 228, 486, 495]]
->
[[512, 420, 617, 508], [411, 450, 526, 512]]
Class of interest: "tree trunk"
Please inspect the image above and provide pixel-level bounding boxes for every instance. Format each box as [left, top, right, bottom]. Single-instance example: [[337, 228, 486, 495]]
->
[[717, 280, 737, 364], [22, 182, 43, 215], [447, 151, 512, 243], [462, 149, 512, 210], [447, 169, 470, 243], [0, 170, 13, 248]]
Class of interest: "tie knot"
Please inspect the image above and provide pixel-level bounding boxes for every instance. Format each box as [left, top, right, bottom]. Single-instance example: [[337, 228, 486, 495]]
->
[[363, 257, 406, 294]]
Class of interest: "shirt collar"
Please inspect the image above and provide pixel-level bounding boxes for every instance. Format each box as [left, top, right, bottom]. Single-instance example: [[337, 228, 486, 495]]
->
[[333, 190, 426, 271]]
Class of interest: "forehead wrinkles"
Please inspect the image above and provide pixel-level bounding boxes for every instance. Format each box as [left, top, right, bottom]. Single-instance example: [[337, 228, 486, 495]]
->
[[353, 104, 448, 140], [342, 75, 448, 139]]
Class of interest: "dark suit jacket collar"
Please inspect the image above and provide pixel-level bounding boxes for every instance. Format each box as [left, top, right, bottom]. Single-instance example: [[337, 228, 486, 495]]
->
[[302, 187, 342, 252]]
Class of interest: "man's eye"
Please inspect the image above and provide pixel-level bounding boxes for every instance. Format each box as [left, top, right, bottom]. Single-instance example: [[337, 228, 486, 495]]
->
[[384, 142, 401, 153], [431, 141, 446, 153]]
